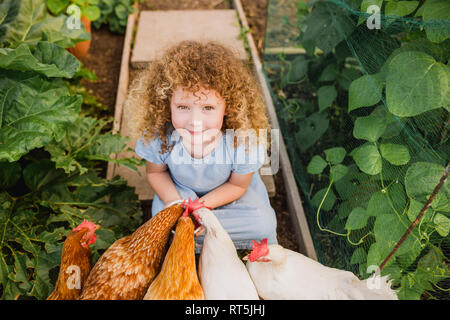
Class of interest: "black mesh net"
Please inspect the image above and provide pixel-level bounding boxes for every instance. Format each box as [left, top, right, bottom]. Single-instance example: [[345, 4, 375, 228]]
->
[[262, 0, 449, 299]]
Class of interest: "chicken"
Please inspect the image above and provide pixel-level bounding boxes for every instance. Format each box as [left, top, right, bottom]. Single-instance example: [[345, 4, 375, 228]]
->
[[244, 239, 398, 300], [47, 220, 100, 300], [144, 210, 204, 300], [79, 204, 184, 300], [193, 205, 259, 300]]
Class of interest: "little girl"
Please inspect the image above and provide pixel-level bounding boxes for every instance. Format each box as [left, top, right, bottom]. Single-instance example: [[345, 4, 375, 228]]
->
[[127, 40, 277, 250]]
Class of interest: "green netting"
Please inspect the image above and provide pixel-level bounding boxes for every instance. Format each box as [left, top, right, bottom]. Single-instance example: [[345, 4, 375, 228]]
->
[[262, 0, 449, 299]]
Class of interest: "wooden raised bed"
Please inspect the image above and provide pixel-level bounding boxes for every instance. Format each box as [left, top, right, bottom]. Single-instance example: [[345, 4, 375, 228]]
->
[[106, 1, 317, 260]]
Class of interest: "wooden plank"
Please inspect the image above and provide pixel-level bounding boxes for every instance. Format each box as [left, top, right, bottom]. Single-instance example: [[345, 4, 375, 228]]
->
[[232, 0, 318, 260], [106, 3, 138, 181]]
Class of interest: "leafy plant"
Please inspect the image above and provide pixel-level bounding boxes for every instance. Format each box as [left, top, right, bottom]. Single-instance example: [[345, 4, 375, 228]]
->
[[268, 0, 450, 299], [93, 0, 136, 34], [46, 0, 102, 21], [0, 0, 144, 300]]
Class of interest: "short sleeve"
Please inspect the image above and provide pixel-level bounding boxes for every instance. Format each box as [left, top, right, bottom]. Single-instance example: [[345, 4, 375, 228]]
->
[[135, 135, 169, 164], [231, 142, 266, 175]]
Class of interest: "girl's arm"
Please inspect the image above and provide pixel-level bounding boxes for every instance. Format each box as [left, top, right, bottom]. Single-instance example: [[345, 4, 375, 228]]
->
[[198, 171, 253, 209], [145, 161, 182, 206]]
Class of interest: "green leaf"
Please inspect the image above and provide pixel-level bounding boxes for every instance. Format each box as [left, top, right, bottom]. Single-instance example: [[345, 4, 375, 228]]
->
[[82, 5, 101, 21], [348, 74, 384, 112], [300, 1, 355, 55], [330, 164, 348, 182], [0, 41, 80, 78], [288, 55, 309, 82], [405, 162, 449, 208], [295, 112, 329, 152], [434, 213, 450, 237], [353, 107, 387, 142], [0, 161, 21, 190], [345, 207, 369, 230], [385, 1, 419, 17], [352, 143, 382, 175], [423, 0, 450, 43], [407, 199, 433, 223], [386, 51, 448, 117], [0, 0, 90, 48], [374, 214, 420, 257], [350, 247, 367, 265], [0, 70, 82, 162], [317, 85, 337, 111], [379, 143, 410, 166], [318, 63, 338, 82], [312, 187, 336, 211], [45, 0, 70, 15], [324, 147, 346, 164], [367, 183, 406, 217], [307, 155, 328, 174]]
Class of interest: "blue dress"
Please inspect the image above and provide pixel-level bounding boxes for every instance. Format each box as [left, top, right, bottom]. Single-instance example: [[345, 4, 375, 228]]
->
[[135, 130, 278, 250]]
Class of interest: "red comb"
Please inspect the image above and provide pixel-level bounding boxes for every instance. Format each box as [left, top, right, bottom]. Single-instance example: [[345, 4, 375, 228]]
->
[[73, 219, 100, 245], [180, 197, 211, 217], [248, 238, 270, 262]]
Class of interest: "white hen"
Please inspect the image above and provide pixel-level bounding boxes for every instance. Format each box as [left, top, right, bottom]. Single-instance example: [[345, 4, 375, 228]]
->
[[244, 239, 398, 300], [194, 207, 259, 300]]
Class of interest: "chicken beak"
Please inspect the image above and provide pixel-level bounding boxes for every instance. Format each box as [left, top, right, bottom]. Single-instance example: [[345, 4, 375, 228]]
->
[[242, 255, 249, 261]]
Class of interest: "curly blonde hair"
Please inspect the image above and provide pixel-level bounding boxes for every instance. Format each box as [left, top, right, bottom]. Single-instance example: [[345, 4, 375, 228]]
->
[[126, 40, 271, 154]]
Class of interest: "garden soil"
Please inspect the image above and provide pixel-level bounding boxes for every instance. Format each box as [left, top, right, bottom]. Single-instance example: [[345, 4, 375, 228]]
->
[[80, 0, 299, 252]]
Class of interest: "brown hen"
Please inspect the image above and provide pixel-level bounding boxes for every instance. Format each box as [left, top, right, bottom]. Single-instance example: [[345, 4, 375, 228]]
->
[[143, 214, 204, 300], [79, 204, 184, 300]]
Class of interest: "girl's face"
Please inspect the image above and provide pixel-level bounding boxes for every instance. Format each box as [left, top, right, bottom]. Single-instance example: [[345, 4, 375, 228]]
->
[[170, 85, 226, 146]]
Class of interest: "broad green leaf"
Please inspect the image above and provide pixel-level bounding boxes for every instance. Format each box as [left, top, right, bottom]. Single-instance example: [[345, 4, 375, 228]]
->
[[405, 162, 449, 208], [318, 63, 338, 82], [46, 0, 70, 15], [45, 116, 143, 174], [0, 42, 80, 78], [338, 67, 361, 91], [307, 155, 328, 174], [295, 112, 329, 152], [0, 0, 90, 49], [423, 0, 450, 43], [317, 85, 337, 111], [350, 247, 367, 265], [374, 214, 420, 257], [288, 55, 309, 83], [352, 143, 382, 175], [0, 70, 82, 162], [312, 187, 336, 211], [385, 1, 419, 17], [300, 1, 355, 55], [345, 207, 369, 230], [0, 161, 21, 190], [407, 199, 433, 223], [324, 147, 346, 164], [434, 213, 450, 237], [353, 107, 387, 142], [330, 164, 348, 182], [83, 5, 101, 21], [348, 74, 384, 112], [366, 185, 405, 217], [386, 51, 448, 117], [380, 143, 410, 166]]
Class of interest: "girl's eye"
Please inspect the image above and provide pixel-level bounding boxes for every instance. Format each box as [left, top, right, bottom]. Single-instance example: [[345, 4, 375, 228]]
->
[[177, 105, 189, 110], [204, 106, 214, 111]]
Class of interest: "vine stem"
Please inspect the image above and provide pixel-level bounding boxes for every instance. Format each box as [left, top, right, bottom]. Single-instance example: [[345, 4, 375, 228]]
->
[[379, 162, 449, 271]]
